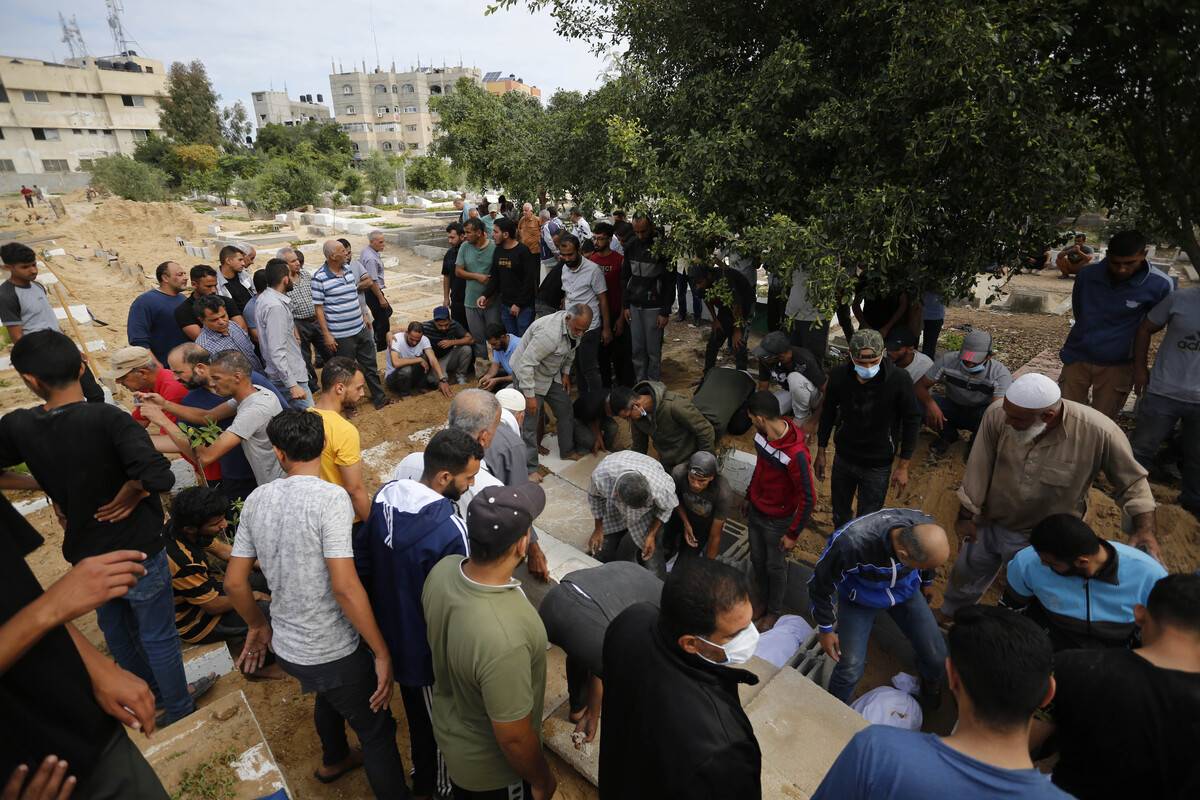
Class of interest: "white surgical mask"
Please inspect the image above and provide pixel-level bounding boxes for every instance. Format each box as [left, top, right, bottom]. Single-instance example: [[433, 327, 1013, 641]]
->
[[696, 623, 760, 666]]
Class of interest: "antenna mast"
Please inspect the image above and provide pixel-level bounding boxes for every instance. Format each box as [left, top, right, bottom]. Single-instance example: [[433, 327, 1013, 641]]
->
[[105, 0, 139, 55], [59, 13, 90, 60]]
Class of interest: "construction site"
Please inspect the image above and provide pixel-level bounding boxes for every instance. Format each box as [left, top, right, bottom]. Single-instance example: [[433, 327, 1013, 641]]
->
[[2, 190, 1198, 799]]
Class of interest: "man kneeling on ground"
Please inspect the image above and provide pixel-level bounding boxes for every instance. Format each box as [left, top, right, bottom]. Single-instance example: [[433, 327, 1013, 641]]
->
[[386, 321, 453, 399]]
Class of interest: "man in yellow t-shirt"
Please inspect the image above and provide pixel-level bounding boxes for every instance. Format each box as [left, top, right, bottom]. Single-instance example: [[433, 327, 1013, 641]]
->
[[309, 357, 371, 522]]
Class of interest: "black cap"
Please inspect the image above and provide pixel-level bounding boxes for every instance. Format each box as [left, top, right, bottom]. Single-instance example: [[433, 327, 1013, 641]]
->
[[752, 330, 791, 359], [884, 328, 917, 350], [466, 484, 546, 546]]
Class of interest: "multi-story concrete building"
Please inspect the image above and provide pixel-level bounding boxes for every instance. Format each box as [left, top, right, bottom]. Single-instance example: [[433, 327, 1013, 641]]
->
[[250, 90, 330, 128], [483, 72, 542, 101], [0, 52, 166, 176], [327, 64, 482, 157]]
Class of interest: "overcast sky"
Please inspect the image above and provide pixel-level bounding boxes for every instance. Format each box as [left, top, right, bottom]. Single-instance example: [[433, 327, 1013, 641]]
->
[[3, 0, 609, 119]]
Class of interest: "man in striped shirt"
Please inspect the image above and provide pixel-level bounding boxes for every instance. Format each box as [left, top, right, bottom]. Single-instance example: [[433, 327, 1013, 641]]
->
[[312, 240, 390, 409], [194, 294, 263, 372]]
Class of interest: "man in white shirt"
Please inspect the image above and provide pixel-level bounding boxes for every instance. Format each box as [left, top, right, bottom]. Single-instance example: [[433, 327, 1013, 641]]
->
[[386, 321, 452, 399], [886, 328, 934, 386]]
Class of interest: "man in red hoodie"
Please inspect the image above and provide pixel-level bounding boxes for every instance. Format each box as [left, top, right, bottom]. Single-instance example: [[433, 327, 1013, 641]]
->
[[745, 390, 815, 631]]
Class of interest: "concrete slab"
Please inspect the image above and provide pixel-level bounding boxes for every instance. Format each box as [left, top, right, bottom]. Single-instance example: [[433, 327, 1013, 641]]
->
[[737, 655, 783, 706], [720, 448, 757, 496], [535, 475, 595, 552], [543, 704, 601, 786], [543, 645, 569, 722], [1011, 347, 1062, 382], [140, 690, 290, 799], [182, 641, 236, 684], [744, 667, 866, 797], [53, 305, 92, 324], [554, 452, 603, 490]]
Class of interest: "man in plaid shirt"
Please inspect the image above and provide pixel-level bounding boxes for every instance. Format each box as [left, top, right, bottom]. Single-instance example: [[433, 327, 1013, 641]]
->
[[587, 450, 679, 577], [194, 295, 263, 372]]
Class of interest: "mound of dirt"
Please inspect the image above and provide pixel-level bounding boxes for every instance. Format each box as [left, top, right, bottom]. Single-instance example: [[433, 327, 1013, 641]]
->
[[82, 198, 201, 240]]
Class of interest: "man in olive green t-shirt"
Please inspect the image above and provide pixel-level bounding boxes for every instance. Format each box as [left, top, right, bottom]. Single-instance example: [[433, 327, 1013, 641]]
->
[[422, 483, 555, 799]]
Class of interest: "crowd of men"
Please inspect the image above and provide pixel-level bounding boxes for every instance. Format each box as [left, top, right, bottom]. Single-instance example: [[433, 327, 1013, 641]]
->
[[1, 214, 1198, 800]]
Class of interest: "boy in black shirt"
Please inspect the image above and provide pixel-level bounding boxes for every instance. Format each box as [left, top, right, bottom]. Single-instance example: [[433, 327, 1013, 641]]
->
[[441, 222, 469, 329], [0, 330, 196, 725]]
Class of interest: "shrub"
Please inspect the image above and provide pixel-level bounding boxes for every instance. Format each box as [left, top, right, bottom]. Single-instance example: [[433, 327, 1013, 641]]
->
[[237, 156, 327, 213], [90, 155, 170, 201]]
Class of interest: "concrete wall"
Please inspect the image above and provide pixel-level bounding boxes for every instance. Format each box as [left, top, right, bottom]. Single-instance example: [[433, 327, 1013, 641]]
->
[[1, 170, 92, 193]]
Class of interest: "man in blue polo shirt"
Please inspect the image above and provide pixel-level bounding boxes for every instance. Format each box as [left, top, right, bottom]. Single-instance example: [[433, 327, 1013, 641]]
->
[[1059, 229, 1172, 419], [1003, 513, 1166, 651], [480, 322, 520, 391], [311, 239, 390, 409]]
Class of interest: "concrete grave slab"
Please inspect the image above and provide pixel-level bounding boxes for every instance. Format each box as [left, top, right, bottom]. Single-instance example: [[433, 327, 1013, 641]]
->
[[737, 655, 783, 706], [140, 690, 290, 800], [182, 641, 236, 683], [1010, 347, 1062, 382], [720, 448, 758, 496], [543, 645, 569, 722], [744, 667, 867, 797], [53, 305, 92, 324], [554, 452, 603, 490], [14, 496, 50, 516], [535, 475, 595, 552], [543, 704, 601, 786]]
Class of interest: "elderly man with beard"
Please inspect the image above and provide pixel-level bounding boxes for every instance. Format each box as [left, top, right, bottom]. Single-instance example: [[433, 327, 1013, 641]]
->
[[936, 373, 1158, 624]]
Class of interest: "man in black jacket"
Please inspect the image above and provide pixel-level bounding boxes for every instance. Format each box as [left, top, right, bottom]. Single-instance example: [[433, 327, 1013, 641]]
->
[[621, 211, 674, 382], [600, 558, 762, 799], [815, 328, 920, 527]]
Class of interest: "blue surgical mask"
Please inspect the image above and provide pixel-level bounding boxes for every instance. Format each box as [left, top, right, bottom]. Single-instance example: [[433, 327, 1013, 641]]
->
[[854, 363, 881, 380], [962, 361, 986, 374]]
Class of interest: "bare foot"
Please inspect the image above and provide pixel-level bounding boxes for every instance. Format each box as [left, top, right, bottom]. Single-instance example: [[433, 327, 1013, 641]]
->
[[528, 472, 543, 483], [568, 707, 586, 723]]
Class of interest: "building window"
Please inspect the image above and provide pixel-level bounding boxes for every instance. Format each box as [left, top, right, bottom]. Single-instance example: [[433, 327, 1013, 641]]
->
[[0, 128, 4, 139], [23, 90, 50, 103], [0, 84, 8, 102], [345, 105, 355, 115], [382, 142, 392, 151], [402, 84, 415, 94], [88, 129, 99, 135], [132, 129, 149, 141], [91, 93, 101, 99], [406, 124, 417, 132], [120, 94, 144, 107], [342, 85, 353, 95], [402, 105, 417, 113], [375, 84, 387, 94], [78, 158, 94, 170], [42, 159, 70, 172], [253, 92, 265, 101], [351, 143, 359, 151], [0, 159, 15, 172], [376, 106, 388, 116], [102, 129, 112, 135], [430, 85, 442, 95], [32, 127, 60, 141], [72, 129, 83, 135], [408, 143, 418, 150], [260, 114, 267, 121], [391, 84, 398, 94]]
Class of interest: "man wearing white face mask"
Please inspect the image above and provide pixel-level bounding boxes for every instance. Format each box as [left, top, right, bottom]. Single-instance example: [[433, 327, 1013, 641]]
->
[[937, 372, 1158, 624], [913, 329, 1012, 455], [816, 328, 922, 527], [599, 558, 762, 799]]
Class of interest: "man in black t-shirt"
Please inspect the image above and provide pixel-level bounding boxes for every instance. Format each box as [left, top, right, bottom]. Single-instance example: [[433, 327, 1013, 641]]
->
[[175, 264, 246, 341], [441, 222, 469, 329], [0, 493, 166, 798], [482, 217, 539, 336], [1032, 573, 1200, 798], [688, 262, 754, 372], [0, 331, 198, 727]]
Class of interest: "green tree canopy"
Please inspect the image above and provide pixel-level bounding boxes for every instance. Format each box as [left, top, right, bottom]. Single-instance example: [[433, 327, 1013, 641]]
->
[[90, 155, 170, 202], [254, 121, 353, 180], [157, 60, 222, 146]]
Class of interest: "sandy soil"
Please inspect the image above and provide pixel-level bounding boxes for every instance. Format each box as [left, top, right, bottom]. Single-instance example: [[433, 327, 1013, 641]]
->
[[3, 192, 1196, 798]]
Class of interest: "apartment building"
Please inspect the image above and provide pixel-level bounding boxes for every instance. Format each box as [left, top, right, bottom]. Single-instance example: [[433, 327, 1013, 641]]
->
[[0, 52, 166, 175], [250, 90, 331, 128], [483, 72, 542, 101], [327, 64, 481, 157]]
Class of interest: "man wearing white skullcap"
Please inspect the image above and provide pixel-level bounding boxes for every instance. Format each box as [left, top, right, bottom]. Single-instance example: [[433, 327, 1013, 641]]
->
[[936, 372, 1158, 622]]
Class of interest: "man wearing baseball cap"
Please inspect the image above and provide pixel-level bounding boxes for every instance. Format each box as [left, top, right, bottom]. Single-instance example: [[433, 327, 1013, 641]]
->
[[108, 345, 188, 426], [753, 330, 826, 424], [422, 483, 556, 800], [420, 306, 475, 385], [939, 372, 1158, 623], [816, 328, 921, 527], [913, 329, 1012, 456], [668, 450, 735, 561], [884, 327, 933, 386]]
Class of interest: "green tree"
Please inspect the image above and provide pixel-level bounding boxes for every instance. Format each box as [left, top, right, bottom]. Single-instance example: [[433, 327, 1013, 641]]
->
[[340, 169, 366, 205], [430, 79, 549, 201], [1060, 1, 1200, 264], [220, 101, 252, 152], [405, 155, 454, 192], [360, 151, 397, 201], [90, 155, 170, 201], [133, 134, 183, 185], [254, 121, 352, 180], [237, 155, 327, 213], [496, 0, 1096, 313], [157, 60, 222, 146]]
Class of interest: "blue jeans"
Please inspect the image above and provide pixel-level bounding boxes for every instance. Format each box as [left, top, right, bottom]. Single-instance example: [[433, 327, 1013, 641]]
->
[[827, 590, 947, 704], [95, 549, 192, 722], [934, 396, 988, 444], [1131, 392, 1200, 510], [500, 304, 534, 337], [675, 272, 702, 320]]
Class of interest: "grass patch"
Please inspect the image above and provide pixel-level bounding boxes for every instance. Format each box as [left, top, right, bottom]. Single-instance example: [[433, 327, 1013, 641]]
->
[[170, 747, 238, 800], [348, 213, 380, 219], [190, 204, 215, 213], [289, 239, 316, 247], [941, 331, 964, 352], [376, 222, 408, 229]]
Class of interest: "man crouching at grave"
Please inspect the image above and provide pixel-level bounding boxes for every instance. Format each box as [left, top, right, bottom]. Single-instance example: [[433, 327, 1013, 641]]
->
[[808, 509, 950, 706], [164, 486, 282, 678]]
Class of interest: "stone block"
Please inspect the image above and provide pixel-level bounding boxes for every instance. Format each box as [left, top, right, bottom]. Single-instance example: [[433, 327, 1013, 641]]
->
[[332, 218, 351, 232], [43, 247, 66, 257], [182, 641, 236, 683], [535, 475, 596, 552], [274, 214, 287, 223], [347, 221, 373, 236], [1011, 347, 1063, 382], [720, 448, 757, 496], [207, 224, 222, 235], [140, 690, 291, 800], [737, 655, 782, 706], [744, 667, 866, 797], [543, 645, 569, 722], [554, 453, 603, 490], [413, 244, 449, 261], [543, 704, 601, 786]]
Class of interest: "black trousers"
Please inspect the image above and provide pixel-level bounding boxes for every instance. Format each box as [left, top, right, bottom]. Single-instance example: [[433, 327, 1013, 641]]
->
[[364, 290, 393, 352], [452, 781, 533, 800], [335, 327, 387, 406], [398, 683, 450, 798], [599, 322, 635, 388], [704, 310, 748, 372], [76, 728, 169, 799], [831, 456, 892, 528], [789, 319, 831, 361], [922, 318, 943, 359], [576, 328, 603, 396], [295, 316, 326, 385]]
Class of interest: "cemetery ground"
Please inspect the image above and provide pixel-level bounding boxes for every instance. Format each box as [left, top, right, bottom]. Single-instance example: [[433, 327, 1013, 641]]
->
[[1, 191, 1197, 798]]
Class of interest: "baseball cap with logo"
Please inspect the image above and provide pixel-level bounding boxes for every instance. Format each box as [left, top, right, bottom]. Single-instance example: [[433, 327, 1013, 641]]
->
[[106, 345, 154, 380], [960, 330, 993, 363], [466, 484, 546, 550]]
